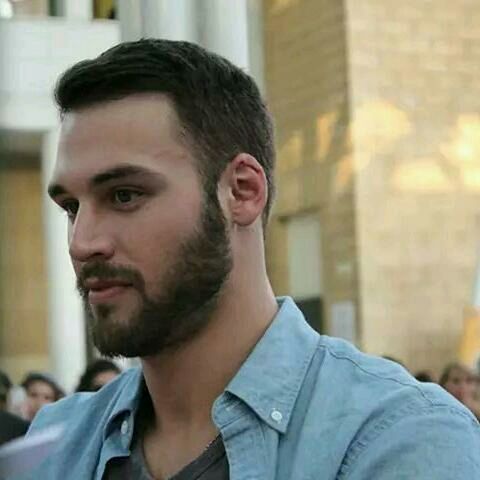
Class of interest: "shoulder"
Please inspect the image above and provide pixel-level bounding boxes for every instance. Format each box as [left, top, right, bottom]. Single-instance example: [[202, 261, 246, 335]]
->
[[28, 367, 141, 435], [309, 337, 480, 478], [14, 369, 142, 479], [316, 335, 463, 410]]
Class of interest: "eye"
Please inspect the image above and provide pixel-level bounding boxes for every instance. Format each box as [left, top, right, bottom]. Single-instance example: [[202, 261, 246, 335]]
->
[[61, 200, 79, 221], [111, 189, 143, 206]]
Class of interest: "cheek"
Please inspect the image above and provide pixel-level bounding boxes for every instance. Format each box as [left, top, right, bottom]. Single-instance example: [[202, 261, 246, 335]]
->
[[118, 198, 202, 267], [126, 228, 186, 287]]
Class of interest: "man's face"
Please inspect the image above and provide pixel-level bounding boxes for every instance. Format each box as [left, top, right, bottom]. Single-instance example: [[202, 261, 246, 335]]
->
[[49, 94, 232, 358]]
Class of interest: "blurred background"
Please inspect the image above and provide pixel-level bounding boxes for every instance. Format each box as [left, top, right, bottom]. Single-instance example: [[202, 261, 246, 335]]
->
[[1, 0, 480, 405]]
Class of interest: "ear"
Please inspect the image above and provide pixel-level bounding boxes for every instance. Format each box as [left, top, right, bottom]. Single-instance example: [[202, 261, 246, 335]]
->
[[219, 153, 268, 227]]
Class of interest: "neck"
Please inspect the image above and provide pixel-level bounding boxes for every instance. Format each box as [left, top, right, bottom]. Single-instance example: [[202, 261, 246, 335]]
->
[[141, 246, 277, 435]]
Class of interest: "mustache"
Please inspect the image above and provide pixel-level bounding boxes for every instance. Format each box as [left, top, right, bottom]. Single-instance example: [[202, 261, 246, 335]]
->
[[77, 262, 145, 298]]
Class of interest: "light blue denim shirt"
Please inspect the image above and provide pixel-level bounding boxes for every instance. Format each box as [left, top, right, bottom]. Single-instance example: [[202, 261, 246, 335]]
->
[[16, 297, 480, 479]]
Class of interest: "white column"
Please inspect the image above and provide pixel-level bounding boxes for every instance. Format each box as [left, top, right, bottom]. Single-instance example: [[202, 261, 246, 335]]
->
[[143, 0, 198, 41], [41, 128, 86, 393], [56, 0, 92, 20], [117, 0, 143, 42], [200, 0, 250, 70], [117, 0, 265, 88], [246, 0, 266, 94], [0, 0, 13, 18], [118, 0, 198, 42]]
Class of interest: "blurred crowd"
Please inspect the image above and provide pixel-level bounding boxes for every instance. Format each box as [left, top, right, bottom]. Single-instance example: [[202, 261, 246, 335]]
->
[[1, 356, 480, 447], [0, 359, 121, 446]]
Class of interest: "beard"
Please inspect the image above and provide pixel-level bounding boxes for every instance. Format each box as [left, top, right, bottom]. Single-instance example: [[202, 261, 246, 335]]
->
[[77, 196, 233, 358]]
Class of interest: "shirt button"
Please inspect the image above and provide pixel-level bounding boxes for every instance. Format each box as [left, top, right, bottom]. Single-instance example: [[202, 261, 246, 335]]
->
[[121, 420, 129, 435], [271, 409, 283, 423]]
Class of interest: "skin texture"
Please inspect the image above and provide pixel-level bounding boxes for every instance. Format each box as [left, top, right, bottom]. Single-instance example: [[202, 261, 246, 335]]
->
[[25, 381, 56, 421], [442, 365, 480, 420], [443, 366, 477, 403], [49, 93, 278, 479]]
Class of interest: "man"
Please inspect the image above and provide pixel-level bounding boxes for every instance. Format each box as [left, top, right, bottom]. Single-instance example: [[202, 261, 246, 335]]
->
[[24, 39, 479, 479]]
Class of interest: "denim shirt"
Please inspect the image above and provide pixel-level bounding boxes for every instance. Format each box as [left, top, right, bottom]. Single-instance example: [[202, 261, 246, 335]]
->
[[17, 297, 480, 479]]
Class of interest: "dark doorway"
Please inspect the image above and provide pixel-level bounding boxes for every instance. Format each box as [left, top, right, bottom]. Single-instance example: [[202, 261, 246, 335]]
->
[[296, 296, 323, 333]]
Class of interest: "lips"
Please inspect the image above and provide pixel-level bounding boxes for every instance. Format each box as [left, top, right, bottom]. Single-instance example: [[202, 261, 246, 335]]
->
[[85, 278, 133, 304]]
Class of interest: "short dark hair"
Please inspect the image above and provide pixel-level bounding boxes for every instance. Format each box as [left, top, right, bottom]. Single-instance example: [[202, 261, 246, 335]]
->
[[439, 362, 474, 387], [0, 370, 12, 407], [414, 371, 434, 383], [0, 370, 12, 392], [75, 359, 121, 392], [54, 39, 275, 224]]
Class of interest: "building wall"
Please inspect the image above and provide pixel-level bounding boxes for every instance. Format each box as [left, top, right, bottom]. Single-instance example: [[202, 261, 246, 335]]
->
[[264, 0, 480, 374], [347, 0, 480, 373], [11, 0, 49, 16], [264, 0, 359, 333], [0, 163, 49, 382]]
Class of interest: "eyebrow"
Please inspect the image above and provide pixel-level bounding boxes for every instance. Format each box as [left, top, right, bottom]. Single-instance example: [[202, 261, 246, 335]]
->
[[48, 165, 161, 200]]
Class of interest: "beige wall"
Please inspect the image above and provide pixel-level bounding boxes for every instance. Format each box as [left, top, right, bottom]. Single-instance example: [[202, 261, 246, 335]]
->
[[264, 0, 359, 332], [347, 0, 480, 374], [264, 0, 480, 374], [11, 0, 49, 16], [0, 164, 49, 382]]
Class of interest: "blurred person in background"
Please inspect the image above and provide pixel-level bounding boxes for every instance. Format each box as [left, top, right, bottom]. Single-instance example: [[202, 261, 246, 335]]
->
[[0, 370, 12, 411], [414, 370, 435, 383], [24, 39, 480, 479], [0, 370, 30, 445], [75, 359, 121, 392], [440, 362, 480, 420], [0, 410, 29, 446], [21, 372, 64, 421], [7, 383, 29, 420], [0, 369, 27, 417]]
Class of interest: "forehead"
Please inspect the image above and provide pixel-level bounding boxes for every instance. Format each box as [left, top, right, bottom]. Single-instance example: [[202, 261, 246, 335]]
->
[[29, 380, 54, 392], [449, 367, 472, 378], [54, 94, 191, 181]]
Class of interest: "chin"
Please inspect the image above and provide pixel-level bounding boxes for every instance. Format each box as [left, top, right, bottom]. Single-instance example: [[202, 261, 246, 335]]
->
[[92, 297, 140, 323]]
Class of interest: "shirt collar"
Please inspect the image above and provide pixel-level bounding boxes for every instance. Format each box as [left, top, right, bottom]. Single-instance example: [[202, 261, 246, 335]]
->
[[103, 297, 319, 436], [102, 366, 144, 441], [225, 297, 320, 433]]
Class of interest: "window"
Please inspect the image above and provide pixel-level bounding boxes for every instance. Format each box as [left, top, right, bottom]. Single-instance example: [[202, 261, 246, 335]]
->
[[287, 214, 324, 332]]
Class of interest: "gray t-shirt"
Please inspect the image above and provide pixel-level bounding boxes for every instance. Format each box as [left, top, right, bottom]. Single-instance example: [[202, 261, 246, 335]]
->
[[104, 394, 229, 480], [104, 432, 228, 480]]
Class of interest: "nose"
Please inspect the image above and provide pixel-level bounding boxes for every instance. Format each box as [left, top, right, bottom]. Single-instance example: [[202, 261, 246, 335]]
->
[[68, 206, 115, 263]]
